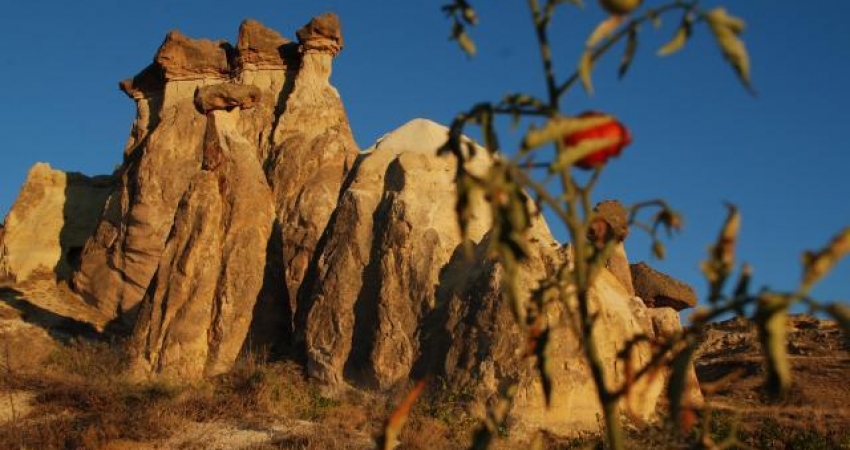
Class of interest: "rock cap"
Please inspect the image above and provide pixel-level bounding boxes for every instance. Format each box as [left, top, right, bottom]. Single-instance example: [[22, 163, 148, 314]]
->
[[155, 30, 233, 81], [236, 19, 295, 69], [296, 13, 343, 56]]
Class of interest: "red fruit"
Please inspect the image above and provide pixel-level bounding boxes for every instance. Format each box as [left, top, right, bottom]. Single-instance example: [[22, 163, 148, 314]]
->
[[562, 111, 632, 170]]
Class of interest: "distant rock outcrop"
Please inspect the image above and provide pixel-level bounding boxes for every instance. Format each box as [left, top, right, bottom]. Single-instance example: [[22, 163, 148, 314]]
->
[[631, 261, 698, 310], [0, 163, 112, 283]]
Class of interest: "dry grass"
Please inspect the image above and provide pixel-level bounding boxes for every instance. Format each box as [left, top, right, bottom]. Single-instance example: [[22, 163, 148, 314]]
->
[[0, 338, 377, 450], [0, 334, 847, 449]]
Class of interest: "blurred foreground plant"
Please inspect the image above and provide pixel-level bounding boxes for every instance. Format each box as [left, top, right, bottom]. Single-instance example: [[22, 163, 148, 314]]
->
[[383, 1, 850, 449]]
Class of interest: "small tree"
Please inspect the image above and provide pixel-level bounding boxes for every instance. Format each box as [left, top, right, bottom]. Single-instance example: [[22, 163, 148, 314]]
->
[[383, 1, 850, 449]]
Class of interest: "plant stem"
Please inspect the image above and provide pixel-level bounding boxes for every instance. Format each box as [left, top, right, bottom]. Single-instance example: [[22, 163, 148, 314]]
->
[[527, 0, 560, 109]]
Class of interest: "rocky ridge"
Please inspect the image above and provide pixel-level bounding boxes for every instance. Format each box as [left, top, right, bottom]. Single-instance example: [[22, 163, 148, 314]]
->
[[0, 13, 704, 439]]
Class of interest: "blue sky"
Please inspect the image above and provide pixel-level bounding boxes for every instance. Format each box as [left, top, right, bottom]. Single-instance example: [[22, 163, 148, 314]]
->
[[1, 1, 848, 310]]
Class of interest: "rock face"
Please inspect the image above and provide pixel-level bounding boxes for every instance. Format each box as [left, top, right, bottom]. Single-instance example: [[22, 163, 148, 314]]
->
[[130, 108, 274, 379], [266, 13, 359, 342], [73, 31, 225, 321], [631, 262, 698, 310], [70, 15, 356, 375], [301, 118, 698, 434], [0, 163, 113, 283], [430, 231, 677, 434], [303, 119, 491, 389], [73, 15, 356, 336]]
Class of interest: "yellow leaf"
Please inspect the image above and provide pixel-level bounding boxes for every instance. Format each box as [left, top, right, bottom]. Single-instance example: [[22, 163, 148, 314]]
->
[[667, 343, 696, 430], [379, 379, 428, 450], [587, 15, 624, 49], [756, 293, 791, 398], [553, 136, 619, 171], [705, 8, 753, 91], [579, 51, 595, 95], [458, 31, 477, 57], [522, 115, 613, 151], [657, 19, 691, 56], [801, 227, 850, 291]]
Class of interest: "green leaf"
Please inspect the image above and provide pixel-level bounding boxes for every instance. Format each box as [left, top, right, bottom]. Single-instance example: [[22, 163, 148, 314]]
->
[[579, 51, 595, 95], [618, 29, 638, 79], [705, 8, 753, 92], [657, 15, 692, 57], [755, 293, 791, 399], [733, 263, 752, 299], [647, 10, 662, 29]]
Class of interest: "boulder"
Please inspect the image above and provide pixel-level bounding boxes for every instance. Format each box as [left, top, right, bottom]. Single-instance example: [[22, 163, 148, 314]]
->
[[194, 83, 262, 113], [631, 262, 698, 310], [301, 118, 697, 437], [0, 163, 113, 283]]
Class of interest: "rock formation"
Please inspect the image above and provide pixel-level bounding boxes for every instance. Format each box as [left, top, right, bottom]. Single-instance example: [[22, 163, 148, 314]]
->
[[265, 12, 359, 344], [0, 163, 112, 283], [129, 107, 275, 379], [72, 31, 227, 322], [0, 12, 705, 438], [303, 119, 491, 389], [424, 216, 675, 434], [631, 261, 698, 310]]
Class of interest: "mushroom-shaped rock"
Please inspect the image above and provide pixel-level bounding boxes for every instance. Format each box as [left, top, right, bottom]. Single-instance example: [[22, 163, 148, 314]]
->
[[194, 83, 262, 113], [296, 13, 343, 55], [590, 200, 634, 295], [590, 199, 630, 244], [155, 30, 232, 81], [630, 262, 698, 310]]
